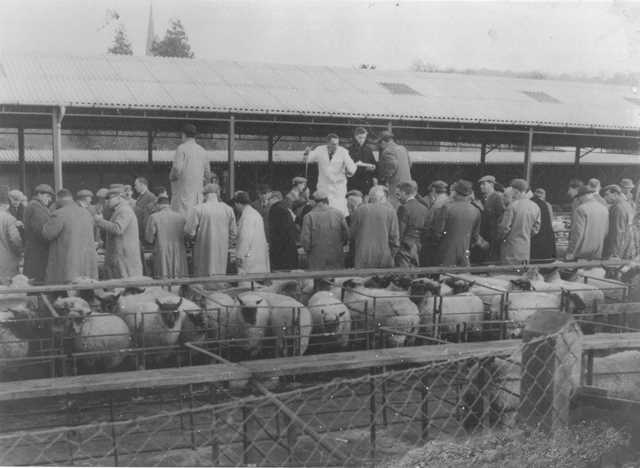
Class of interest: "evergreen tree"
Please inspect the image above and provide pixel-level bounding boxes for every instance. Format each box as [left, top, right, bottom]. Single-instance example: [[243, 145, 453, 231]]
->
[[151, 19, 194, 58], [108, 25, 133, 55]]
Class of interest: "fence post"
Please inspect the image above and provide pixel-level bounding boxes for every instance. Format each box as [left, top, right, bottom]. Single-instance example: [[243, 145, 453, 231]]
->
[[420, 374, 430, 441], [519, 310, 582, 433]]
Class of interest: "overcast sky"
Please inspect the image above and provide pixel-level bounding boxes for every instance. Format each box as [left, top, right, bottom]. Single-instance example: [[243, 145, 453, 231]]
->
[[0, 0, 638, 74]]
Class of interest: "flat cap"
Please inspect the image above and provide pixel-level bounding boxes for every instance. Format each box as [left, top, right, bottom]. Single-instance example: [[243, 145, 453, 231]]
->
[[107, 187, 124, 197], [478, 175, 496, 184], [376, 130, 394, 142], [34, 184, 54, 196], [292, 176, 307, 185], [156, 195, 170, 204], [534, 188, 546, 197], [429, 180, 449, 192], [8, 190, 24, 200], [510, 178, 529, 193], [603, 184, 622, 194], [313, 190, 329, 201], [96, 188, 109, 198], [452, 180, 473, 196], [232, 190, 251, 205], [109, 183, 124, 190], [76, 189, 94, 199], [202, 183, 220, 195], [576, 185, 593, 198], [620, 178, 635, 189], [346, 189, 363, 198]]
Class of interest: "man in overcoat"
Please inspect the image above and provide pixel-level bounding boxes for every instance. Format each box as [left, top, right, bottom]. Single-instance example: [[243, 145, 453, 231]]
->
[[23, 184, 54, 283], [145, 196, 188, 279], [0, 200, 23, 283], [233, 191, 270, 275], [268, 196, 299, 271], [566, 185, 609, 261], [432, 180, 481, 267], [94, 187, 143, 279], [42, 189, 98, 284], [395, 181, 429, 267], [421, 180, 449, 266], [170, 123, 211, 215], [301, 190, 349, 270], [478, 175, 505, 262], [347, 127, 377, 194], [376, 130, 412, 208], [602, 184, 636, 260], [530, 188, 557, 262], [498, 179, 541, 265]]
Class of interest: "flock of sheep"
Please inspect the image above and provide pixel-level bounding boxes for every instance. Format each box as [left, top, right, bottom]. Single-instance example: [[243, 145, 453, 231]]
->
[[0, 263, 639, 382]]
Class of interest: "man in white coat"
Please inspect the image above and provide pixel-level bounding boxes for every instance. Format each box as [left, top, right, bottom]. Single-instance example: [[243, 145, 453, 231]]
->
[[170, 123, 211, 216], [232, 191, 270, 277], [303, 133, 357, 216]]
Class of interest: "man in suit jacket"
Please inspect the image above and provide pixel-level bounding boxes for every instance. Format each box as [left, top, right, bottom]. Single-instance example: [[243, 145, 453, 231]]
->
[[134, 177, 158, 240], [395, 181, 429, 267], [348, 127, 378, 194], [376, 130, 411, 208], [23, 184, 54, 283], [268, 197, 299, 271]]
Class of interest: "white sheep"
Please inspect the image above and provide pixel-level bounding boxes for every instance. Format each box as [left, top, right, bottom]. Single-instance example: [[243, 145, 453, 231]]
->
[[237, 291, 312, 357], [71, 312, 132, 372], [307, 291, 351, 349], [0, 306, 33, 375]]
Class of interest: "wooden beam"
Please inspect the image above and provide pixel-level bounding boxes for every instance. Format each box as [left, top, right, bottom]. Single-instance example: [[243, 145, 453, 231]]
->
[[524, 127, 533, 185], [228, 115, 235, 196], [17, 126, 26, 192], [51, 108, 63, 191], [480, 142, 487, 173]]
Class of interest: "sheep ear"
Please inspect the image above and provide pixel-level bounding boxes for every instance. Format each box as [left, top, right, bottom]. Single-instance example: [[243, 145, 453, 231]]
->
[[338, 311, 346, 317], [177, 297, 183, 309], [237, 296, 245, 306], [256, 299, 264, 305]]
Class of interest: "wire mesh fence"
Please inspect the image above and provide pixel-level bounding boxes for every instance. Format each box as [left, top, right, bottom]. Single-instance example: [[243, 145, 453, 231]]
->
[[0, 327, 590, 467]]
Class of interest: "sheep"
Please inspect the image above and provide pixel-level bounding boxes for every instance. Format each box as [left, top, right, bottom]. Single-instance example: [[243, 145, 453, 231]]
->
[[589, 350, 640, 399], [410, 278, 485, 341], [236, 291, 312, 357], [341, 280, 420, 347], [185, 288, 246, 345], [307, 291, 351, 349], [0, 305, 34, 376]]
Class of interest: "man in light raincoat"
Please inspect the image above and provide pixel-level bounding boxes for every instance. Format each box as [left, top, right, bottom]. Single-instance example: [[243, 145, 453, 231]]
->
[[232, 191, 270, 276]]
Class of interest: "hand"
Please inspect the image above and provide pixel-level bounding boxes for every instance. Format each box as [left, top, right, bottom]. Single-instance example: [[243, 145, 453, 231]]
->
[[14, 221, 23, 229], [565, 253, 575, 261]]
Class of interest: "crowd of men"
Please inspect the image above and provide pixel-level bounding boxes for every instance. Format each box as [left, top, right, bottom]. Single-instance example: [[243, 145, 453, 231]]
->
[[0, 122, 638, 285]]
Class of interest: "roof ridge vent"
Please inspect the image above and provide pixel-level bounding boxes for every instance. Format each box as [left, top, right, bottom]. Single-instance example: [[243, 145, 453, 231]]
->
[[379, 82, 422, 95], [521, 90, 561, 103]]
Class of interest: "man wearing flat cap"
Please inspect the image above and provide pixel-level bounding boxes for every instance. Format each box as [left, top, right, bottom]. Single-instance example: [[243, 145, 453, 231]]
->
[[23, 184, 54, 283], [498, 179, 541, 264], [603, 184, 637, 260], [184, 183, 237, 277], [303, 133, 357, 216], [232, 191, 270, 276], [566, 184, 609, 261], [0, 192, 23, 283], [145, 196, 188, 279], [286, 176, 311, 225], [301, 190, 349, 270], [395, 181, 429, 267], [170, 123, 212, 216], [421, 180, 449, 266], [530, 187, 556, 262], [478, 175, 505, 262], [94, 187, 143, 279], [42, 189, 98, 284], [376, 130, 412, 208], [431, 180, 481, 267], [269, 193, 299, 271]]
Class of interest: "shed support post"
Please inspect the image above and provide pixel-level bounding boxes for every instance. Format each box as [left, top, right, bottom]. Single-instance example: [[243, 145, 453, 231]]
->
[[147, 129, 154, 177], [267, 134, 274, 184], [387, 121, 393, 132], [18, 126, 26, 193], [52, 107, 64, 192], [574, 146, 581, 179], [524, 128, 533, 186], [228, 116, 236, 196], [480, 143, 487, 174]]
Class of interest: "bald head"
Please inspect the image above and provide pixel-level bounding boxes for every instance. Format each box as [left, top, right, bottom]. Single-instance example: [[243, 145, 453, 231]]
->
[[368, 185, 387, 203]]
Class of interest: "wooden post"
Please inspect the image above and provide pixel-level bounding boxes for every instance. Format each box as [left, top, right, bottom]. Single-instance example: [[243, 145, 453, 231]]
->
[[519, 310, 582, 432], [574, 146, 581, 179], [52, 108, 63, 191], [17, 126, 26, 193], [147, 129, 154, 177], [267, 134, 274, 184], [480, 143, 487, 174], [228, 116, 236, 197], [524, 127, 533, 185]]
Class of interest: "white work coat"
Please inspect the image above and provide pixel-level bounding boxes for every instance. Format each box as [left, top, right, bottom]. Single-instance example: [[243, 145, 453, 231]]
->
[[236, 205, 270, 275], [308, 145, 357, 216]]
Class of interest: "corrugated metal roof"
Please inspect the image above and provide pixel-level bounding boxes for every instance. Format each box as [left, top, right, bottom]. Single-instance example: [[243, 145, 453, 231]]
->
[[0, 54, 639, 130], [0, 149, 637, 165]]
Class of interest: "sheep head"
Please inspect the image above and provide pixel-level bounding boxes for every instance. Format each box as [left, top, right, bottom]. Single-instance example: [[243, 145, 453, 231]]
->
[[94, 289, 122, 314], [314, 278, 334, 292], [390, 275, 413, 290], [510, 278, 534, 291], [363, 275, 393, 289], [442, 278, 474, 295], [564, 291, 586, 314], [9, 274, 30, 289], [155, 297, 183, 329], [410, 278, 441, 297], [237, 294, 264, 326]]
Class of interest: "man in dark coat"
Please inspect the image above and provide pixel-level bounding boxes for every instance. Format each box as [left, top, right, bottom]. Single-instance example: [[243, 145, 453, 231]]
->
[[432, 180, 481, 267], [395, 181, 429, 267], [603, 185, 636, 260], [23, 184, 54, 283], [376, 130, 412, 208], [421, 180, 449, 266], [42, 189, 98, 284], [478, 175, 505, 262], [134, 177, 157, 240], [8, 190, 25, 240], [348, 127, 377, 194], [530, 188, 557, 262], [566, 185, 609, 261], [301, 191, 349, 270], [145, 196, 188, 279], [268, 197, 299, 271]]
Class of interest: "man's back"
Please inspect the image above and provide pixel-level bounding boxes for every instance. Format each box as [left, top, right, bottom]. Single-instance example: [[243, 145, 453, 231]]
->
[[150, 208, 186, 246], [570, 198, 609, 260], [351, 203, 399, 268], [398, 198, 429, 244], [191, 201, 234, 243], [170, 139, 211, 214], [436, 199, 480, 266]]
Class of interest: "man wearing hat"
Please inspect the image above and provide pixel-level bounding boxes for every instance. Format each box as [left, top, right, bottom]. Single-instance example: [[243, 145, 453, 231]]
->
[[0, 192, 23, 283], [232, 191, 270, 276], [376, 130, 412, 208], [303, 133, 357, 217], [602, 184, 637, 260], [350, 185, 399, 268], [94, 186, 143, 279], [620, 178, 636, 209], [145, 196, 188, 279], [529, 188, 556, 262], [566, 184, 609, 261], [395, 181, 429, 267], [421, 180, 449, 266], [251, 184, 272, 230], [301, 190, 349, 270], [42, 189, 98, 284], [8, 190, 25, 224], [170, 123, 212, 216], [268, 193, 299, 271], [348, 127, 378, 194], [498, 179, 541, 265], [478, 175, 505, 262], [431, 180, 481, 267], [586, 178, 607, 207], [23, 184, 54, 283], [286, 176, 311, 224], [134, 177, 157, 239], [184, 183, 237, 277]]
